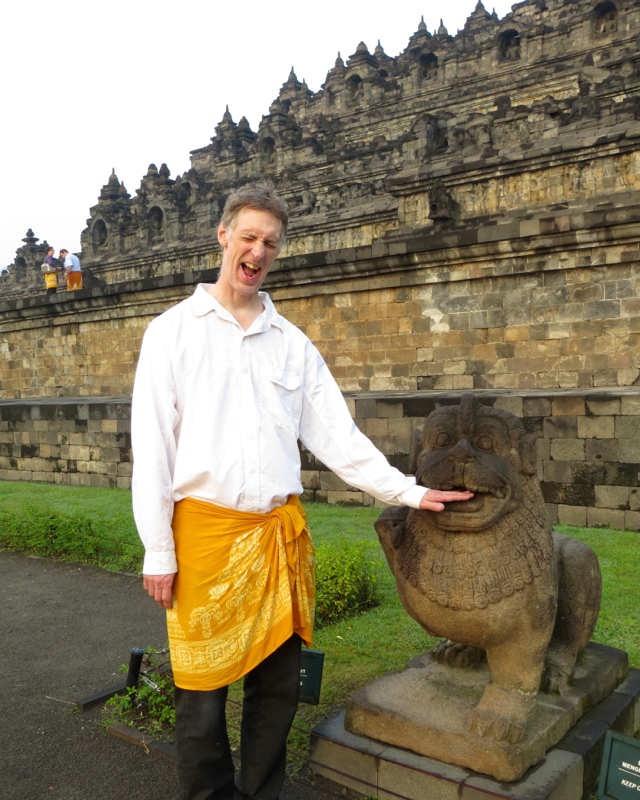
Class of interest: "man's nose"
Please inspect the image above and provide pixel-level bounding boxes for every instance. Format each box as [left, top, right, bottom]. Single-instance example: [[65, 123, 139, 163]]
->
[[250, 241, 266, 261], [446, 438, 475, 463]]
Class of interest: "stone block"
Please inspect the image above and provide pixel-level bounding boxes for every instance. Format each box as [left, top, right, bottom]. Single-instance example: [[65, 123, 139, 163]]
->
[[604, 463, 640, 486], [544, 417, 577, 439], [377, 401, 403, 418], [550, 439, 585, 461], [545, 503, 559, 524], [461, 751, 583, 800], [310, 711, 385, 796], [586, 439, 618, 462], [619, 439, 640, 463], [621, 397, 640, 415], [543, 461, 571, 483], [378, 747, 469, 800], [300, 470, 320, 490], [327, 490, 364, 506], [365, 418, 388, 437], [551, 397, 585, 416], [615, 416, 640, 440], [557, 505, 587, 527], [101, 419, 118, 433], [320, 472, 348, 492], [577, 416, 614, 439], [355, 398, 378, 419], [624, 511, 640, 531], [388, 417, 412, 437], [524, 398, 551, 417], [494, 396, 524, 417], [586, 397, 620, 416], [595, 485, 630, 510], [586, 507, 625, 529], [571, 462, 604, 485]]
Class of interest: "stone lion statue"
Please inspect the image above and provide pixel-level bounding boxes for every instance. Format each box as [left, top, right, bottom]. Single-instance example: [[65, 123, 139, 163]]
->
[[375, 394, 602, 745]]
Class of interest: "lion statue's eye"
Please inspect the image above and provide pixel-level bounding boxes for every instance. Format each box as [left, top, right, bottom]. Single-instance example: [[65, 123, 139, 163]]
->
[[476, 435, 493, 451], [435, 431, 451, 447]]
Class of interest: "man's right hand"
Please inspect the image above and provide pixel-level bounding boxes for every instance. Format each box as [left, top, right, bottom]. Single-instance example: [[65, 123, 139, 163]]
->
[[143, 573, 176, 609]]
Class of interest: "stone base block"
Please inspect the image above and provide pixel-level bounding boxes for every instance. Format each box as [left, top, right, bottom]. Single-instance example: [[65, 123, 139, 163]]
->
[[311, 665, 640, 800], [344, 643, 627, 782]]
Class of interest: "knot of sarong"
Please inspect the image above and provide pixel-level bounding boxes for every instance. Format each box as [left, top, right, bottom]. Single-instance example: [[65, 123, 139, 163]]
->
[[269, 495, 308, 593]]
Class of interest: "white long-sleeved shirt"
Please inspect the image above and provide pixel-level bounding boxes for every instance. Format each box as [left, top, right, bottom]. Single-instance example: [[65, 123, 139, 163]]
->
[[131, 284, 427, 574]]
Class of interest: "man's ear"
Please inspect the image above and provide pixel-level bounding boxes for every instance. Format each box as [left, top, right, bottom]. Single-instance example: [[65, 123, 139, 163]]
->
[[218, 222, 228, 249]]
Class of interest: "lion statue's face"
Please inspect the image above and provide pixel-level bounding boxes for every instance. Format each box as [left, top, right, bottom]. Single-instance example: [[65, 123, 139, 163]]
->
[[415, 395, 538, 531]]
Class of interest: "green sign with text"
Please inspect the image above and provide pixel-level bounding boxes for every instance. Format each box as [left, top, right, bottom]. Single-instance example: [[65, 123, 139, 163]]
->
[[299, 649, 324, 705], [599, 731, 640, 800]]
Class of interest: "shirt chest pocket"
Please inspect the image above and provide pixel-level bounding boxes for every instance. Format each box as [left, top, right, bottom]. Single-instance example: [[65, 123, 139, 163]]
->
[[260, 368, 302, 433]]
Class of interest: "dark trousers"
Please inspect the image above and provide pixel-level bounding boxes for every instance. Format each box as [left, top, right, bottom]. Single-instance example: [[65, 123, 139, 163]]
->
[[46, 287, 57, 295], [175, 634, 302, 800]]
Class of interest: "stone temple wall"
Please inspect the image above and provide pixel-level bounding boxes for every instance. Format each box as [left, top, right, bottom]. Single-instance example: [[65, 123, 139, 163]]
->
[[2, 390, 640, 533], [1, 199, 639, 399]]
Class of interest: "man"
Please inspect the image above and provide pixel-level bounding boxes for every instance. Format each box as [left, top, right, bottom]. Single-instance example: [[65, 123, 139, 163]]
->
[[131, 182, 472, 800], [59, 248, 82, 291]]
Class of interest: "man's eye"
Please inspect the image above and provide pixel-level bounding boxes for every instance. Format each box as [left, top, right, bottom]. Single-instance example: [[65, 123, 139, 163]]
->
[[476, 435, 493, 451], [435, 431, 450, 447]]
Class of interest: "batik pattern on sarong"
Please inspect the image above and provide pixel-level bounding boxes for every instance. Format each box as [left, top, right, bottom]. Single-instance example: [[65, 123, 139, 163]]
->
[[167, 495, 315, 690]]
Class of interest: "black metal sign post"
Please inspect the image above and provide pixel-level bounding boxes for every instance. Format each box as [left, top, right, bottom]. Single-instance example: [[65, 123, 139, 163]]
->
[[599, 731, 640, 800]]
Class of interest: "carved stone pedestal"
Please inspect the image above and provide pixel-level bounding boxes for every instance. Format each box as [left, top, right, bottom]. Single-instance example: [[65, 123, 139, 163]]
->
[[310, 646, 640, 800]]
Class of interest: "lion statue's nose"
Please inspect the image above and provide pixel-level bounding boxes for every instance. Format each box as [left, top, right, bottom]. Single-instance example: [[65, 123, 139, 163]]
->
[[446, 438, 475, 464]]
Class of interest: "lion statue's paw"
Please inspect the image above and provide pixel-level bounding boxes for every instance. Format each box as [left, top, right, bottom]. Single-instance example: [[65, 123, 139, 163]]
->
[[465, 683, 536, 745], [465, 707, 526, 744], [432, 640, 486, 668], [540, 662, 571, 695]]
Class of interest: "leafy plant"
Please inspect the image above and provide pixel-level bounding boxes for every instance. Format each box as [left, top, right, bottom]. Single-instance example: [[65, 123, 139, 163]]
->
[[104, 649, 175, 740], [315, 541, 381, 625]]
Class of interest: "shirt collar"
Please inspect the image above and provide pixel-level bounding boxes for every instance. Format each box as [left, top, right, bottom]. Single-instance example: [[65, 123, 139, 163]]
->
[[191, 284, 284, 331]]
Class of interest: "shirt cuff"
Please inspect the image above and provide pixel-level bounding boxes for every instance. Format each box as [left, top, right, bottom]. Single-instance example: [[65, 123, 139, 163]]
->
[[142, 549, 178, 575], [399, 484, 430, 509]]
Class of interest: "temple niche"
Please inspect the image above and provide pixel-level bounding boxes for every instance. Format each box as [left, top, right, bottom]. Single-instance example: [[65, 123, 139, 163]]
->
[[593, 0, 618, 35], [2, 0, 640, 298]]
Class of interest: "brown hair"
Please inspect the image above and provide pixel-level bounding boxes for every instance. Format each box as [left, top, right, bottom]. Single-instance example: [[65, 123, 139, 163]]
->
[[221, 181, 289, 246]]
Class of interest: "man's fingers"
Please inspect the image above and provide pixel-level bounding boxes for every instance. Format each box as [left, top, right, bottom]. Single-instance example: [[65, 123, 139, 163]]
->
[[143, 573, 176, 609], [419, 489, 475, 511]]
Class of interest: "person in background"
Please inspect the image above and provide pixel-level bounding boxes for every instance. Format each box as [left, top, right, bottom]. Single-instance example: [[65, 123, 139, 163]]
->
[[59, 248, 82, 291], [42, 247, 61, 295]]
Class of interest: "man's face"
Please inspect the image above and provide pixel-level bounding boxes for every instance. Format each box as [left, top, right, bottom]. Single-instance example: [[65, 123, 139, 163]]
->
[[217, 208, 282, 298]]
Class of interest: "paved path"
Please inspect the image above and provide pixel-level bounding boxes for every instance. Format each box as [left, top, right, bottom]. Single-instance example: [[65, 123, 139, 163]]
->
[[0, 550, 333, 800]]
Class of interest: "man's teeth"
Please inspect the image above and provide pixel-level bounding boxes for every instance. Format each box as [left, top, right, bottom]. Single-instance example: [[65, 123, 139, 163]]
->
[[242, 263, 259, 275]]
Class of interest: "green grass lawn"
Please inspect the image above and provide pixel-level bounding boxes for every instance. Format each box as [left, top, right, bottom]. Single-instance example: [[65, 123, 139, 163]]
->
[[2, 481, 640, 757]]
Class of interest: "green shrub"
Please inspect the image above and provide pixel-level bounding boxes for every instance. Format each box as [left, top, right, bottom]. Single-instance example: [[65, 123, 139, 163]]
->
[[0, 507, 142, 573], [104, 650, 175, 741], [315, 541, 381, 625]]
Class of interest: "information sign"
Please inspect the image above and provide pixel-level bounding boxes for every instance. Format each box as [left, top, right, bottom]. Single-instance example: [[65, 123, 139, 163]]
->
[[598, 731, 640, 800], [299, 649, 324, 705]]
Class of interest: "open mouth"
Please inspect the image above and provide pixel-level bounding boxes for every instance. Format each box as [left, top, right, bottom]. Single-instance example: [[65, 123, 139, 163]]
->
[[432, 483, 511, 529], [444, 491, 493, 513], [241, 262, 260, 280]]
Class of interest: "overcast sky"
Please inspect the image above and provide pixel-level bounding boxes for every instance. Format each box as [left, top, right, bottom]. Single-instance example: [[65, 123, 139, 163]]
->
[[0, 0, 516, 269]]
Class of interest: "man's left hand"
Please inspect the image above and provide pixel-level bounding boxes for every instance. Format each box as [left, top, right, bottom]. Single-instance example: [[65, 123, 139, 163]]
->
[[419, 489, 474, 512]]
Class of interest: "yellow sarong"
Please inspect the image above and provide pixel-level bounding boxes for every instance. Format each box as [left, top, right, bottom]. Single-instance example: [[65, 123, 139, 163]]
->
[[167, 495, 315, 690]]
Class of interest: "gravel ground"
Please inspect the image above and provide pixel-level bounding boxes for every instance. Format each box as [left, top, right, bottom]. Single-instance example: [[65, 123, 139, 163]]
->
[[0, 550, 339, 800]]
